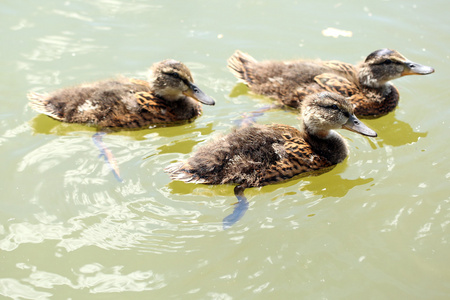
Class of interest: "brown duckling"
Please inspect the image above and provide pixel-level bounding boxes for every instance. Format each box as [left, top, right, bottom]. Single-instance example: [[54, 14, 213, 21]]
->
[[28, 59, 215, 128], [227, 49, 434, 117], [165, 92, 377, 228]]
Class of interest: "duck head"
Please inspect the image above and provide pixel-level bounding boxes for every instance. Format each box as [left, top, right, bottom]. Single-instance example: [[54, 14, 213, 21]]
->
[[301, 92, 377, 138], [358, 49, 434, 88], [149, 59, 215, 105]]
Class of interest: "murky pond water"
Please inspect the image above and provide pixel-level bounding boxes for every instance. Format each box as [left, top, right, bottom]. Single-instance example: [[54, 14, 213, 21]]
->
[[1, 0, 449, 299]]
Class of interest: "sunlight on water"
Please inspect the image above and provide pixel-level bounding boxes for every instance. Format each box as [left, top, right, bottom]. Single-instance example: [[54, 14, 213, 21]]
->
[[0, 0, 449, 299]]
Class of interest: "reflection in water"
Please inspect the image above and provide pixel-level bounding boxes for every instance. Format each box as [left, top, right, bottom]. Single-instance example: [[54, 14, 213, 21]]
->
[[92, 132, 123, 182], [2, 0, 447, 297], [8, 118, 222, 256], [167, 165, 374, 225], [229, 82, 250, 98], [300, 174, 373, 199], [30, 114, 214, 141], [28, 115, 215, 181], [368, 112, 428, 147], [30, 114, 98, 136]]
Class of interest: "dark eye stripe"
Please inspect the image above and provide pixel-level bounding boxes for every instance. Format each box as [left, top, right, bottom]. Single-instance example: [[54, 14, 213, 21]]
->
[[376, 59, 398, 66], [319, 104, 339, 110], [163, 71, 180, 78], [164, 71, 191, 86], [319, 104, 351, 117]]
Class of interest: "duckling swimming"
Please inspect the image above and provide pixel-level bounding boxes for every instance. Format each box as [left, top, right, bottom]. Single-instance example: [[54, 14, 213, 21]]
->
[[165, 92, 377, 228], [28, 59, 215, 128], [228, 49, 434, 117], [28, 59, 215, 181]]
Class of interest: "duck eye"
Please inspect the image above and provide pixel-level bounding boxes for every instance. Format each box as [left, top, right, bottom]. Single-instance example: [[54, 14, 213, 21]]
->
[[329, 104, 339, 110], [384, 59, 392, 65], [170, 72, 181, 79]]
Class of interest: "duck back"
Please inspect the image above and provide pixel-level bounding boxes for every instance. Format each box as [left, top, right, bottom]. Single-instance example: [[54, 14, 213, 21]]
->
[[29, 78, 202, 128], [228, 51, 358, 108], [166, 124, 335, 188]]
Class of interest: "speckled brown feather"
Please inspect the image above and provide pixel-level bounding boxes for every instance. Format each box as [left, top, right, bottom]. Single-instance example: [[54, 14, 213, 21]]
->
[[166, 92, 378, 228], [312, 73, 400, 117], [227, 49, 433, 118], [165, 124, 334, 188], [28, 60, 214, 128], [29, 78, 202, 128], [165, 92, 373, 189], [350, 85, 399, 117], [133, 90, 202, 124], [256, 125, 334, 186], [228, 52, 369, 111]]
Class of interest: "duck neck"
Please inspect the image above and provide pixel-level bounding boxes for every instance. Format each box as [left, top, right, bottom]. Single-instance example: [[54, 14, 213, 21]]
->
[[165, 96, 202, 121], [357, 64, 392, 96], [301, 122, 349, 165]]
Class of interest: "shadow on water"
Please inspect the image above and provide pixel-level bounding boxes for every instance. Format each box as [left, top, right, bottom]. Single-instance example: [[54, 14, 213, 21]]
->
[[29, 114, 215, 181], [367, 112, 428, 147], [229, 82, 296, 111], [166, 162, 374, 228], [29, 114, 215, 140], [229, 82, 251, 98]]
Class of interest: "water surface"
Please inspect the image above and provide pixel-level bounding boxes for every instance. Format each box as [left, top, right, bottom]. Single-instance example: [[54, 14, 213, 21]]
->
[[0, 0, 449, 299]]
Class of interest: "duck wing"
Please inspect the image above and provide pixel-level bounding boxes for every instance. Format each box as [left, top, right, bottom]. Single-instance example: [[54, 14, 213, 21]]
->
[[314, 73, 360, 97], [322, 61, 357, 77], [260, 133, 333, 186]]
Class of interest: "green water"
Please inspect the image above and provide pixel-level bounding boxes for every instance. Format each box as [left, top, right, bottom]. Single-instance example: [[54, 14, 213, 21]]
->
[[1, 0, 449, 299]]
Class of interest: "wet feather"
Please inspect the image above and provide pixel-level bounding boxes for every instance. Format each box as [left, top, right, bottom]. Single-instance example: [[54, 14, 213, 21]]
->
[[227, 49, 434, 117], [28, 60, 215, 128]]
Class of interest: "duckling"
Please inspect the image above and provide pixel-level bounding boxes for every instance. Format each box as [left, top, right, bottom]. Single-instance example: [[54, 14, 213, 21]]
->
[[28, 60, 215, 181], [28, 59, 215, 128], [228, 49, 434, 117], [165, 92, 377, 228]]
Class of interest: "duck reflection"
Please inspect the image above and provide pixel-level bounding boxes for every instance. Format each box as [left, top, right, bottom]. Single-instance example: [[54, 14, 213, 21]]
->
[[29, 115, 215, 181], [30, 114, 214, 140], [166, 165, 374, 222], [367, 112, 427, 147]]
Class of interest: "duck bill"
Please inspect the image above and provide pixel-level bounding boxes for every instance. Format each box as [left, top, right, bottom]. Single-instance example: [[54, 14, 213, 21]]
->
[[343, 115, 377, 137], [183, 83, 215, 105], [401, 61, 435, 76]]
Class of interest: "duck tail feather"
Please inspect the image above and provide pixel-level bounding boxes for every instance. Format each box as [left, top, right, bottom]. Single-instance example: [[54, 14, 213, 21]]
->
[[164, 162, 208, 184], [227, 50, 257, 86], [27, 92, 63, 121]]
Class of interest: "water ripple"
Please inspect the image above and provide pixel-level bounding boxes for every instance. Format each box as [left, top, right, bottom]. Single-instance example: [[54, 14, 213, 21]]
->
[[24, 34, 107, 62], [0, 278, 52, 299], [77, 264, 167, 293]]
